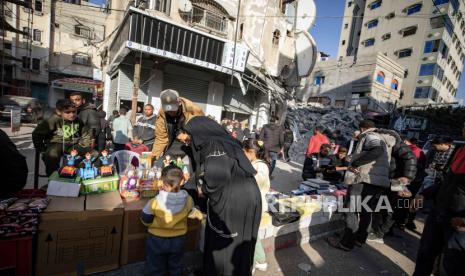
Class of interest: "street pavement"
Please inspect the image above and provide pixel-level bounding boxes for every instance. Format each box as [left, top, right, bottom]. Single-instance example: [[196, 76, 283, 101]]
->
[[2, 123, 422, 275]]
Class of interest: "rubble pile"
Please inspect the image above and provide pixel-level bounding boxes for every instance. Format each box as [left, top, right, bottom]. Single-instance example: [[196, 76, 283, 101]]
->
[[286, 106, 364, 163]]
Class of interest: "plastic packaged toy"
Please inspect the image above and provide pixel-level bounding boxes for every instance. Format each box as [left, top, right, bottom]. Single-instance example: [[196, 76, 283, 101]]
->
[[78, 152, 98, 180], [59, 149, 80, 178], [119, 167, 139, 199], [98, 149, 114, 177]]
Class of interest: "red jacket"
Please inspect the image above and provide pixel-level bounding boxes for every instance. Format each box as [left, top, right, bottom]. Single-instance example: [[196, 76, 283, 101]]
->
[[306, 133, 329, 156], [125, 142, 149, 155], [409, 144, 426, 166]]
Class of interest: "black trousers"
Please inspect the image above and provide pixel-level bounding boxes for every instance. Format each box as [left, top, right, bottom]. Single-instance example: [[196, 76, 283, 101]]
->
[[413, 212, 465, 276], [340, 183, 387, 249], [283, 142, 292, 160]]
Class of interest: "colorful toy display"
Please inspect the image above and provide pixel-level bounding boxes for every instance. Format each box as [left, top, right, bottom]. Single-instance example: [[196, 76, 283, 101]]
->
[[98, 150, 114, 177], [58, 149, 80, 178], [119, 167, 140, 199], [78, 152, 98, 180]]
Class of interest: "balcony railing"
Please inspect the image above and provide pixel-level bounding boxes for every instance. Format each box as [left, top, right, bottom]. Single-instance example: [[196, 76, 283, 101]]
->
[[181, 5, 228, 34]]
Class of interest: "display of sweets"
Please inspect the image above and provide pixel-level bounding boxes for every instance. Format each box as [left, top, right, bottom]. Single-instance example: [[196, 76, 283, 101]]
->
[[119, 167, 140, 199], [78, 152, 98, 180]]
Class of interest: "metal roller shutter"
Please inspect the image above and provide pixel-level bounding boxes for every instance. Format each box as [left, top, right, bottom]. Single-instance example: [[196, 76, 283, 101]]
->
[[163, 73, 209, 111], [223, 85, 254, 114], [118, 65, 150, 102]]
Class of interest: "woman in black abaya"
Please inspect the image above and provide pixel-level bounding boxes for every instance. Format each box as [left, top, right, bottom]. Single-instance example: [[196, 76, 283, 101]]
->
[[177, 116, 261, 276]]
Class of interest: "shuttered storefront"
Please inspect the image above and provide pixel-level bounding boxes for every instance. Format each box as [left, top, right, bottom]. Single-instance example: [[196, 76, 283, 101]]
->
[[222, 83, 255, 122], [118, 65, 150, 103], [162, 65, 210, 111]]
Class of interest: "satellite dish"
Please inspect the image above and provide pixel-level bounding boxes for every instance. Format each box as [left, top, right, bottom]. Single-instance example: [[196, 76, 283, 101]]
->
[[178, 0, 193, 13], [295, 0, 317, 32], [295, 32, 317, 77]]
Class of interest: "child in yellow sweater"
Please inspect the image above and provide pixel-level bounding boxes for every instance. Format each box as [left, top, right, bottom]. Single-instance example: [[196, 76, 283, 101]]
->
[[141, 165, 193, 275]]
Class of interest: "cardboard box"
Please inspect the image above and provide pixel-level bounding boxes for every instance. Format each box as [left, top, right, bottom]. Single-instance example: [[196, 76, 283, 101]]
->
[[47, 172, 82, 197], [80, 175, 119, 195], [36, 192, 123, 276], [119, 198, 203, 266]]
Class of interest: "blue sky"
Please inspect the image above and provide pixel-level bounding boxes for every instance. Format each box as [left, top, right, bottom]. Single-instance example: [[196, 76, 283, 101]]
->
[[88, 0, 464, 102], [310, 0, 465, 102]]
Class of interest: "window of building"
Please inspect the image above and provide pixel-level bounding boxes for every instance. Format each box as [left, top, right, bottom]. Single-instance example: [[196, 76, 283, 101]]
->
[[435, 66, 444, 81], [367, 19, 379, 29], [348, 1, 353, 8], [33, 29, 41, 42], [386, 12, 395, 19], [35, 0, 43, 12], [152, 0, 171, 14], [22, 56, 30, 69], [272, 29, 281, 46], [401, 25, 418, 37], [414, 86, 432, 99], [391, 79, 399, 90], [4, 42, 12, 50], [369, 0, 382, 10], [376, 71, 385, 84], [32, 58, 40, 71], [22, 27, 30, 38], [397, 48, 412, 58], [406, 3, 422, 15], [441, 42, 449, 58], [430, 16, 445, 29], [433, 0, 449, 5], [419, 63, 436, 76], [239, 23, 243, 40], [75, 25, 92, 38], [382, 33, 391, 40], [344, 23, 349, 29], [314, 75, 325, 85], [72, 53, 90, 66], [341, 40, 346, 45], [363, 38, 375, 47], [424, 39, 441, 53]]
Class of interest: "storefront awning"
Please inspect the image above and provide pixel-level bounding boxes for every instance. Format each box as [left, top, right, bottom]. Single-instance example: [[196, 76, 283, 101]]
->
[[223, 104, 251, 115], [51, 78, 104, 98]]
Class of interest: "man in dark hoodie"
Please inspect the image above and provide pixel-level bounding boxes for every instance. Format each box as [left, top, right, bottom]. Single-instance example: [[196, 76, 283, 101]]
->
[[413, 122, 465, 276], [259, 115, 284, 177], [32, 99, 92, 176], [69, 92, 100, 148], [133, 104, 157, 149]]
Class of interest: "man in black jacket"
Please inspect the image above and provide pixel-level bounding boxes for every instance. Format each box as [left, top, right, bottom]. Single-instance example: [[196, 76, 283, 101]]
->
[[259, 116, 284, 177], [413, 122, 465, 276], [367, 129, 417, 244], [69, 92, 100, 148]]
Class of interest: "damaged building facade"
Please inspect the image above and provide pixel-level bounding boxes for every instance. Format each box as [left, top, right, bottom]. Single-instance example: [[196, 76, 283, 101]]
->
[[102, 0, 317, 128], [298, 53, 405, 113]]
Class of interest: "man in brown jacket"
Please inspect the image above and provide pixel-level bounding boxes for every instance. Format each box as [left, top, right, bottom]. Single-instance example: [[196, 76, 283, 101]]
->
[[152, 89, 204, 160]]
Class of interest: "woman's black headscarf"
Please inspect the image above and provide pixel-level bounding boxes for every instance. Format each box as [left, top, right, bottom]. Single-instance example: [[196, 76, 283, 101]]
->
[[183, 116, 256, 176]]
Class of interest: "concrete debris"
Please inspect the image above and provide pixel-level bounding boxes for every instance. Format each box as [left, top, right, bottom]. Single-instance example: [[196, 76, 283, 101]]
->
[[286, 106, 364, 163]]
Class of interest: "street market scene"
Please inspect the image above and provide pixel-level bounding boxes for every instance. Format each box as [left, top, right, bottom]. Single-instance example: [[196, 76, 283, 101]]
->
[[1, 0, 465, 276]]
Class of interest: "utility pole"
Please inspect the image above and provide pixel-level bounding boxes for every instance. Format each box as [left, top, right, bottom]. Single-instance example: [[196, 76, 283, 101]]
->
[[131, 53, 141, 125]]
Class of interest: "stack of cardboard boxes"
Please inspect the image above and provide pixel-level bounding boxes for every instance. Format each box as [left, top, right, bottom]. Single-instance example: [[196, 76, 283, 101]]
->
[[36, 192, 203, 275]]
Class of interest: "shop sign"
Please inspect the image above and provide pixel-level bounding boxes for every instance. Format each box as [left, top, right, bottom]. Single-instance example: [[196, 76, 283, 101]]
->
[[126, 41, 245, 75]]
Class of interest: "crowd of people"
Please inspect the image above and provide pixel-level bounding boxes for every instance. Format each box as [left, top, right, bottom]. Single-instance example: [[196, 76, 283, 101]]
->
[[301, 119, 465, 276], [0, 87, 459, 276]]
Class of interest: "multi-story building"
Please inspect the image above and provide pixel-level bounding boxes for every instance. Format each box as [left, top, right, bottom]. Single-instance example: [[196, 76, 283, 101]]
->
[[1, 0, 51, 102], [338, 0, 465, 106], [300, 53, 405, 113], [48, 0, 107, 107], [102, 0, 317, 128], [1, 0, 107, 107]]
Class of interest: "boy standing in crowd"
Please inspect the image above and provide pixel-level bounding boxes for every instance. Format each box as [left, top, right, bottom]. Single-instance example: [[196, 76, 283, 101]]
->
[[133, 104, 157, 149], [32, 99, 92, 176], [141, 165, 194, 275]]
